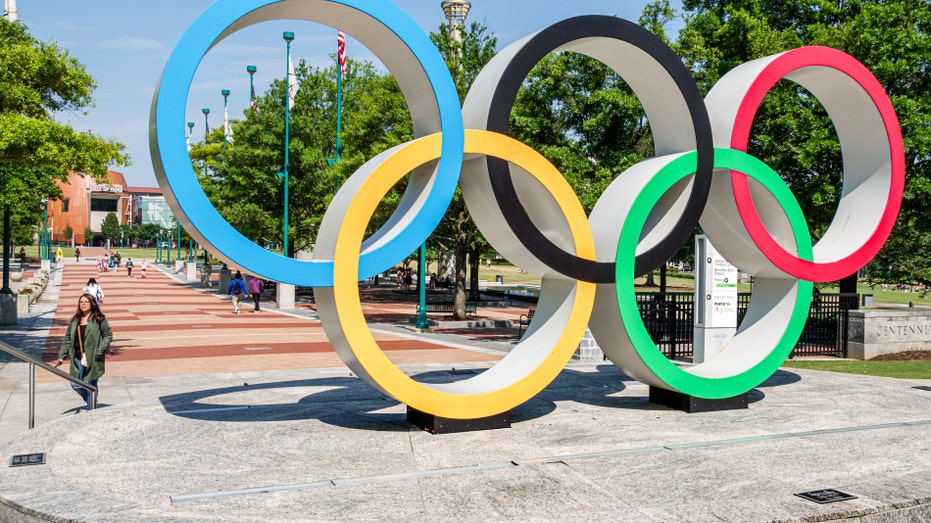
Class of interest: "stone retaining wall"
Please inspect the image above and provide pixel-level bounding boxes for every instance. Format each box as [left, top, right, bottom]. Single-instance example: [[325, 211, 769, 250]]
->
[[848, 309, 931, 360]]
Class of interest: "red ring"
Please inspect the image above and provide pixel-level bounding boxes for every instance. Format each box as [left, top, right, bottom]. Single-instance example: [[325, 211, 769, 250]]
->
[[729, 46, 904, 281]]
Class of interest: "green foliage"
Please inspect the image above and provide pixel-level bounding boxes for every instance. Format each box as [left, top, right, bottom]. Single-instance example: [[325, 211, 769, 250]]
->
[[781, 359, 931, 379], [100, 212, 120, 243], [135, 223, 162, 243], [63, 224, 73, 240], [676, 0, 931, 283], [82, 227, 93, 246], [0, 17, 127, 254]]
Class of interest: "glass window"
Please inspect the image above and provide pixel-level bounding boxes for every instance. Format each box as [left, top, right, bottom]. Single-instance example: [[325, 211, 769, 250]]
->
[[90, 198, 117, 212]]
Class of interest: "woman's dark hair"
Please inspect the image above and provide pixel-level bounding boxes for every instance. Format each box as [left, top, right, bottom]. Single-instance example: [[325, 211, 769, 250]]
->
[[72, 293, 106, 324], [235, 271, 242, 279], [86, 277, 98, 286]]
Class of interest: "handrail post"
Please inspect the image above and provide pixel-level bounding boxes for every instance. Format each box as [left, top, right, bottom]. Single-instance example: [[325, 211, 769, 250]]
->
[[28, 362, 35, 429]]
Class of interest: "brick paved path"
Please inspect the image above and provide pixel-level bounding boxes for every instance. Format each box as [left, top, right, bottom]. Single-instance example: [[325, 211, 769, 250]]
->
[[40, 261, 501, 381]]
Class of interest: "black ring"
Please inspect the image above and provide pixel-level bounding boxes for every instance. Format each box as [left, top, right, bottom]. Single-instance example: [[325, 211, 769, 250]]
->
[[483, 16, 713, 282]]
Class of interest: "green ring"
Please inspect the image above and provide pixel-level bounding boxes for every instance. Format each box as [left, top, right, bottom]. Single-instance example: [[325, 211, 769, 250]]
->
[[614, 148, 813, 399]]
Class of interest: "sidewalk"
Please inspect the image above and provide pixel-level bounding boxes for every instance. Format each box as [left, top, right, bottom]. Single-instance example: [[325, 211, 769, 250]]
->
[[0, 260, 930, 522], [1, 259, 513, 440]]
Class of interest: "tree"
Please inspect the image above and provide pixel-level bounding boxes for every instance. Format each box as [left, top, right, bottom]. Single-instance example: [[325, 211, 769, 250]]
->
[[136, 223, 161, 246], [193, 58, 412, 257], [63, 224, 73, 243], [82, 227, 93, 247], [675, 0, 931, 284], [1, 18, 127, 275], [100, 212, 120, 246], [430, 21, 498, 317]]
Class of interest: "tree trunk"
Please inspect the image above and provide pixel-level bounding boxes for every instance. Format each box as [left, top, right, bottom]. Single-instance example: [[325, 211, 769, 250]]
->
[[644, 270, 656, 287], [453, 199, 469, 320], [468, 243, 481, 302]]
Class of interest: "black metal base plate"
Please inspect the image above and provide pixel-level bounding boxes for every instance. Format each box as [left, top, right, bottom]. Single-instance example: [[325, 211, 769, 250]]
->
[[407, 407, 511, 434], [649, 386, 748, 413]]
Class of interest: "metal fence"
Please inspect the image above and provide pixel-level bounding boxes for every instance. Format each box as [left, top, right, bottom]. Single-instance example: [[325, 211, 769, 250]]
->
[[634, 291, 857, 359]]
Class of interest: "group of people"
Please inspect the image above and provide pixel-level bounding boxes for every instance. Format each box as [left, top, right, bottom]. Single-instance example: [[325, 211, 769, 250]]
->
[[96, 252, 122, 273], [89, 251, 146, 278], [227, 271, 265, 314], [396, 268, 415, 289]]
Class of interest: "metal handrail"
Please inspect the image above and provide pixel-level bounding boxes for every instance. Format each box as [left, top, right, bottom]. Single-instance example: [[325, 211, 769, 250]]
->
[[0, 339, 97, 429]]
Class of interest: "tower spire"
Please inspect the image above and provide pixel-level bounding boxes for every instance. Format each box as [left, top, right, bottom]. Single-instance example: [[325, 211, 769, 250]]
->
[[3, 0, 18, 21]]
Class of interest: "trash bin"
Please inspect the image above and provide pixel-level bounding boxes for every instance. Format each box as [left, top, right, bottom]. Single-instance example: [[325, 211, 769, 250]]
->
[[495, 275, 504, 283], [862, 294, 873, 307]]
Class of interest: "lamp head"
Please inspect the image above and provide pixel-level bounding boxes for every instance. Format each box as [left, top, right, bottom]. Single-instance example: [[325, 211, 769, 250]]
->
[[221, 89, 230, 98], [283, 31, 294, 42], [246, 65, 257, 74], [202, 107, 210, 115]]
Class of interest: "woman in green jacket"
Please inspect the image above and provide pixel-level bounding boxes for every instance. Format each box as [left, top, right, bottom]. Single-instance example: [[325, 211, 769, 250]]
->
[[56, 293, 112, 410]]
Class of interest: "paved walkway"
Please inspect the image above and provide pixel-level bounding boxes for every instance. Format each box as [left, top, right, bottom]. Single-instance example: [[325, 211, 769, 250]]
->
[[0, 260, 930, 522], [39, 260, 513, 382]]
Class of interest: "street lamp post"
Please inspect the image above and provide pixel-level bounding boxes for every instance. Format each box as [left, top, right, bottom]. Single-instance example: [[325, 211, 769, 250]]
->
[[166, 230, 172, 266], [221, 89, 230, 149], [41, 200, 49, 261], [415, 244, 430, 329], [155, 230, 161, 263], [187, 121, 195, 151], [202, 107, 210, 141], [2, 209, 12, 295], [247, 65, 257, 113], [177, 222, 181, 261], [282, 31, 294, 257]]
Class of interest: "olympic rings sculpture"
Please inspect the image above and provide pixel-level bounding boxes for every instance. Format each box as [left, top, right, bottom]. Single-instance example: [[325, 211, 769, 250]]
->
[[151, 0, 904, 419]]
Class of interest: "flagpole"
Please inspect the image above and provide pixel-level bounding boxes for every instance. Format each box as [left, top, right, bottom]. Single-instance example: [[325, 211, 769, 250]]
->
[[336, 31, 344, 167], [282, 31, 294, 258]]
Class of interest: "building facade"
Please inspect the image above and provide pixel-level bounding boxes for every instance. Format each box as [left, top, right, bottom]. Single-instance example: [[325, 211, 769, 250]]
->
[[48, 171, 165, 246]]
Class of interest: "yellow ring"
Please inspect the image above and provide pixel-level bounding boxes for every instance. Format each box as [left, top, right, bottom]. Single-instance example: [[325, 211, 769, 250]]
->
[[330, 129, 595, 419]]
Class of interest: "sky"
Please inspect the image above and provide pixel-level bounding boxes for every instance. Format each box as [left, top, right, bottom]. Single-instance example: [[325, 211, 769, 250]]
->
[[16, 0, 684, 187]]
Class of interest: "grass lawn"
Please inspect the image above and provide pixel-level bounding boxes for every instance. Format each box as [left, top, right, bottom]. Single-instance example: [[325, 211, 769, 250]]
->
[[781, 359, 931, 379]]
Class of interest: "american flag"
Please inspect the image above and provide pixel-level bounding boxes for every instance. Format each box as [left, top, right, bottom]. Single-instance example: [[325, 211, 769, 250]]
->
[[337, 30, 347, 76]]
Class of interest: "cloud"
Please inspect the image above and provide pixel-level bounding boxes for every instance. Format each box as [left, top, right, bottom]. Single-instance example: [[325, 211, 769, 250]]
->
[[99, 37, 165, 51]]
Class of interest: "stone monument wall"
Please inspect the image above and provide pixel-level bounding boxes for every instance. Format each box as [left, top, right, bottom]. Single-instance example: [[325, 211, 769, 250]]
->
[[848, 309, 931, 360]]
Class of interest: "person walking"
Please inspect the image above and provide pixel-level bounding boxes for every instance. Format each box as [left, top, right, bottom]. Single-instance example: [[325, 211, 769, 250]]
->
[[228, 271, 246, 314], [75, 247, 81, 262], [248, 276, 264, 313], [82, 278, 104, 305], [139, 259, 147, 278], [125, 258, 134, 278], [55, 294, 112, 411]]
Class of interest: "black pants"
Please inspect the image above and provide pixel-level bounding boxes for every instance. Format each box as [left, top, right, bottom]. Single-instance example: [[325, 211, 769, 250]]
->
[[252, 292, 261, 311]]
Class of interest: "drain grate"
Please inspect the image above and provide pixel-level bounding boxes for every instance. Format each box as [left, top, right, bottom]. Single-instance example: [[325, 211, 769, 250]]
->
[[795, 489, 857, 504], [10, 453, 45, 467]]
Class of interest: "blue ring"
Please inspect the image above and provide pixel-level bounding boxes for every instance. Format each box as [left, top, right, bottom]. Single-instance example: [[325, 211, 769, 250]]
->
[[151, 0, 464, 286]]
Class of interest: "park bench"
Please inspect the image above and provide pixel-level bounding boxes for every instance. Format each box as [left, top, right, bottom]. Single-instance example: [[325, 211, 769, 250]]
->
[[517, 308, 535, 337], [417, 301, 476, 314]]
